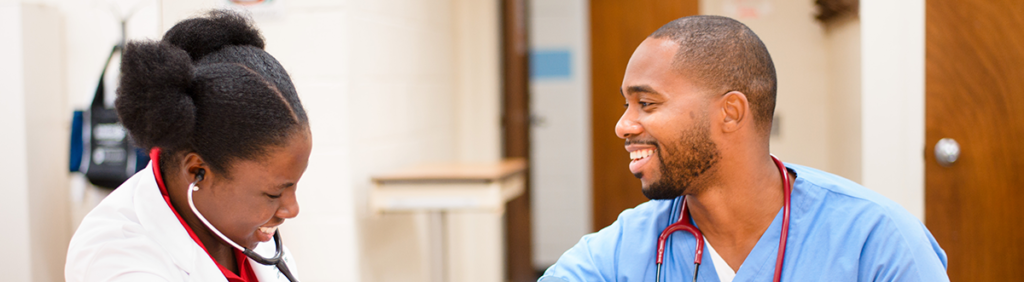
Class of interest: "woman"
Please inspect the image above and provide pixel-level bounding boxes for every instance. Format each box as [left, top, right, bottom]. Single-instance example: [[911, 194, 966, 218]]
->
[[66, 10, 310, 282]]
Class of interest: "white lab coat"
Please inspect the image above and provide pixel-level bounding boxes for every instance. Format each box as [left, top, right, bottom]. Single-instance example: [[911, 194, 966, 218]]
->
[[66, 162, 299, 282]]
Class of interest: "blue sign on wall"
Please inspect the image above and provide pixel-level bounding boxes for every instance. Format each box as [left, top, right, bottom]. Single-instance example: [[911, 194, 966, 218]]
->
[[530, 49, 572, 80]]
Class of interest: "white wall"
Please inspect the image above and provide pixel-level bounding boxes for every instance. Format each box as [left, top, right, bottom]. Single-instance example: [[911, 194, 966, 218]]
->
[[23, 5, 71, 281], [0, 4, 34, 281], [19, 0, 163, 233], [0, 3, 88, 281], [528, 0, 592, 269], [825, 16, 862, 183], [860, 0, 924, 219]]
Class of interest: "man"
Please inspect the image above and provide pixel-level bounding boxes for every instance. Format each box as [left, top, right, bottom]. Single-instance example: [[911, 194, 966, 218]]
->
[[539, 16, 948, 282]]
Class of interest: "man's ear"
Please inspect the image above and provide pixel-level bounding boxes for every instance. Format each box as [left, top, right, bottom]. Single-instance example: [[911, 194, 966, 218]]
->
[[720, 91, 749, 133]]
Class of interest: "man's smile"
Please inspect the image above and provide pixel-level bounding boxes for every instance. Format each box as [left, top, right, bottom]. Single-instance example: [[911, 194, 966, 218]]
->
[[626, 145, 658, 177]]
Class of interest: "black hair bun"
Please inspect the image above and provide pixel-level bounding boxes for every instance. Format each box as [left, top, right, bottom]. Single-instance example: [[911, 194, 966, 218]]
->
[[162, 10, 265, 61], [115, 41, 196, 150], [117, 9, 307, 173]]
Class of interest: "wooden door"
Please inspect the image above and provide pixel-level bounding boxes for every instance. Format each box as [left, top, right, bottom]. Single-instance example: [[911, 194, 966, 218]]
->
[[925, 0, 1024, 280], [501, 0, 534, 281], [590, 0, 698, 230]]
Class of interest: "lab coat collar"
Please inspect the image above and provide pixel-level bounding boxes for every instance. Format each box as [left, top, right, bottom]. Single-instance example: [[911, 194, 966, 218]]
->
[[131, 162, 227, 280]]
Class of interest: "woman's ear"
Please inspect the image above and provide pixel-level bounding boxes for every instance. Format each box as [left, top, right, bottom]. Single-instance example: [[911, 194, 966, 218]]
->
[[181, 152, 209, 183], [720, 91, 749, 133]]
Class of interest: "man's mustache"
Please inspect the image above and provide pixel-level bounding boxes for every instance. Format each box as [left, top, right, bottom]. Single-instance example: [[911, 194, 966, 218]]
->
[[625, 138, 659, 147]]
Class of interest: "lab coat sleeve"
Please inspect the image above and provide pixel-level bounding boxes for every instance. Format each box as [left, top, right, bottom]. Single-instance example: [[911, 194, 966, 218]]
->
[[66, 236, 178, 282]]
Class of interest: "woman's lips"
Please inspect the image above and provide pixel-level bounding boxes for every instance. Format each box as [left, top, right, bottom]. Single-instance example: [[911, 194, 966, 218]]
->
[[629, 148, 656, 175], [255, 225, 278, 242]]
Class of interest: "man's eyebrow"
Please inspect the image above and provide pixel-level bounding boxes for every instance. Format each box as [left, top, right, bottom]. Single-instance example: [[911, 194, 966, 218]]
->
[[622, 85, 659, 97]]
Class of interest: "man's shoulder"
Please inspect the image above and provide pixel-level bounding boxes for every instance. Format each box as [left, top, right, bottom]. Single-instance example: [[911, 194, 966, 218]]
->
[[787, 163, 910, 216], [785, 163, 949, 279]]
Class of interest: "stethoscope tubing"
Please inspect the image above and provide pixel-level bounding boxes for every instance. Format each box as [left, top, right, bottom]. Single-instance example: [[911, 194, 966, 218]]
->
[[773, 155, 791, 282], [188, 176, 299, 282], [654, 155, 791, 282]]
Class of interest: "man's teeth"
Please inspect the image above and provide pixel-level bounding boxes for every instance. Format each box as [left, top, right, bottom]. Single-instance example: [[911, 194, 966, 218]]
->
[[630, 149, 655, 161], [259, 226, 278, 234]]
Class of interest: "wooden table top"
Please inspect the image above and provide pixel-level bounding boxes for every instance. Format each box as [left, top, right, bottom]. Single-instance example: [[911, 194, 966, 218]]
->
[[372, 158, 527, 183]]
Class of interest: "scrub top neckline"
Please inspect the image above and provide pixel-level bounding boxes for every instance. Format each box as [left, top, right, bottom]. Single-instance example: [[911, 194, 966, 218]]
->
[[675, 165, 796, 281], [149, 147, 259, 282], [705, 235, 737, 282]]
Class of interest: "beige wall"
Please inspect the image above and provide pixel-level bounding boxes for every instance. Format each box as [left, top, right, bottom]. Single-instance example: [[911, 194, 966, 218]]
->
[[860, 0, 925, 219], [700, 0, 862, 182], [0, 4, 35, 280], [825, 16, 862, 183], [1, 1, 160, 280], [0, 3, 71, 281], [23, 5, 70, 281]]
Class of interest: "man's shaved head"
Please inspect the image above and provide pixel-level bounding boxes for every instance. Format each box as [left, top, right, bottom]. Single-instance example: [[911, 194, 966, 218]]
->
[[649, 15, 777, 134]]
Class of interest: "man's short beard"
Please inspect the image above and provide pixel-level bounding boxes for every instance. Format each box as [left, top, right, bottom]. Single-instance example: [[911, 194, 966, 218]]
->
[[641, 118, 720, 200]]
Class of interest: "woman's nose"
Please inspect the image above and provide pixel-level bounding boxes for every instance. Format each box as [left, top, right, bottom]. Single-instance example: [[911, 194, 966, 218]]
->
[[277, 192, 300, 219]]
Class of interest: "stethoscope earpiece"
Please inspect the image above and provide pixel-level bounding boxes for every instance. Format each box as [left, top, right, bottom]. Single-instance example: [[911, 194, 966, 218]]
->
[[192, 169, 205, 191]]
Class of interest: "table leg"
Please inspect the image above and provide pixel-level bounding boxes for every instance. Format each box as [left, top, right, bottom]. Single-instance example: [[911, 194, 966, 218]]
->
[[429, 211, 448, 282]]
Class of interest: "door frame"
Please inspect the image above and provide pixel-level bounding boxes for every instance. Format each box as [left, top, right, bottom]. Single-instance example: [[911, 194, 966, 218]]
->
[[501, 0, 534, 280], [860, 0, 925, 219]]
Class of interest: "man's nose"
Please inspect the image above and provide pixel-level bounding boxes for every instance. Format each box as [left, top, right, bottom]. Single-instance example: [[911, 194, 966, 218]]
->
[[615, 110, 642, 139]]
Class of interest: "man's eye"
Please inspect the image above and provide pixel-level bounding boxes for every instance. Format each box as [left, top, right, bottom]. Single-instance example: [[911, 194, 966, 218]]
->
[[267, 193, 282, 199], [623, 103, 629, 108], [639, 101, 651, 107]]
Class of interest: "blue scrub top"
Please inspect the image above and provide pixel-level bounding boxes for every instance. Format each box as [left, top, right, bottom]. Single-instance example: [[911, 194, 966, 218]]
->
[[539, 164, 949, 282]]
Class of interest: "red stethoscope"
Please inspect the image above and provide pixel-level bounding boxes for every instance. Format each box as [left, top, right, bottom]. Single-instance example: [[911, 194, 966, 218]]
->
[[655, 155, 791, 282]]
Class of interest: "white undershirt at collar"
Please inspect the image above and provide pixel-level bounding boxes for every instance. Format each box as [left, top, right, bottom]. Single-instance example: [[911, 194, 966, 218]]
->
[[704, 236, 736, 282]]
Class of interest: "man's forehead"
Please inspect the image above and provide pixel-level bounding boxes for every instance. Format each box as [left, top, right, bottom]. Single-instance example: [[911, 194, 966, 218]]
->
[[628, 38, 680, 66], [621, 38, 689, 96]]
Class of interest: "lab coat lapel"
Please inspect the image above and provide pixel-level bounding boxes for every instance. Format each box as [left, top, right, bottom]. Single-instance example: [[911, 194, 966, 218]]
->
[[249, 236, 299, 282], [132, 162, 227, 281]]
